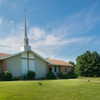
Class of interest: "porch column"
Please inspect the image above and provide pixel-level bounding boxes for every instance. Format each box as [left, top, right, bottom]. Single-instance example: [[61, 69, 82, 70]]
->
[[1, 60, 6, 71], [46, 63, 50, 74]]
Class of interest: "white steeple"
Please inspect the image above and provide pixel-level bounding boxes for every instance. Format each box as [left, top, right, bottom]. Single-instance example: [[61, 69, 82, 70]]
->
[[21, 9, 31, 51]]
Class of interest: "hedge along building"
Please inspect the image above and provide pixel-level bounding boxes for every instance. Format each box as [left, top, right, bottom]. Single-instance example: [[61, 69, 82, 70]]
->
[[0, 11, 72, 79]]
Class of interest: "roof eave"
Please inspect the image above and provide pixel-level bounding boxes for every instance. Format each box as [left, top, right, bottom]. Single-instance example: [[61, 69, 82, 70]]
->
[[0, 50, 51, 64], [0, 50, 27, 60], [50, 64, 72, 67]]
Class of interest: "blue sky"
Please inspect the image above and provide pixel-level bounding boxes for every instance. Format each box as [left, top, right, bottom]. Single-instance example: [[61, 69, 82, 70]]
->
[[0, 0, 100, 62]]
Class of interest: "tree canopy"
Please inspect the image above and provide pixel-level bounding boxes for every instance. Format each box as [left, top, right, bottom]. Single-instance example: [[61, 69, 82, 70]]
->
[[75, 51, 100, 77], [68, 61, 76, 73]]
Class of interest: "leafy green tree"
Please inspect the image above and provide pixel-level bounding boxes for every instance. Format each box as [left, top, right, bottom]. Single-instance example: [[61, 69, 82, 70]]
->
[[76, 51, 100, 77], [68, 61, 76, 73]]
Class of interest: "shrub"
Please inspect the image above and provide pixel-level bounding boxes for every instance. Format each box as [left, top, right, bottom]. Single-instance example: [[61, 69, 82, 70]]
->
[[75, 73, 78, 78], [23, 75, 27, 80], [46, 71, 56, 79], [58, 72, 78, 79], [41, 76, 46, 79], [68, 72, 78, 78], [58, 72, 67, 79], [2, 70, 12, 81], [66, 74, 71, 79], [27, 70, 36, 80], [14, 76, 20, 80]]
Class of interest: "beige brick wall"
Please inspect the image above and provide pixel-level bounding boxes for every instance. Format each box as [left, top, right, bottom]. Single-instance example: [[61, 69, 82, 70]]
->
[[59, 66, 64, 72]]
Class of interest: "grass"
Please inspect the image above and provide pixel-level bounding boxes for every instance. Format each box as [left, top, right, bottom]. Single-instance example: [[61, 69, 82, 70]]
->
[[0, 78, 100, 100]]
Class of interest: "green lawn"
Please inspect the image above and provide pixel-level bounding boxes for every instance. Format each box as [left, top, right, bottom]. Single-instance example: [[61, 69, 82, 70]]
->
[[0, 78, 100, 100]]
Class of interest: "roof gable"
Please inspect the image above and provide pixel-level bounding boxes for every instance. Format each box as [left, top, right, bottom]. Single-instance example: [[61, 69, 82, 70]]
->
[[0, 50, 50, 64]]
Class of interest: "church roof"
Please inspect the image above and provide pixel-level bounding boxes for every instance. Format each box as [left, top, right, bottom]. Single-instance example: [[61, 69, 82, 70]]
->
[[46, 58, 72, 66], [0, 53, 10, 58], [0, 50, 51, 64]]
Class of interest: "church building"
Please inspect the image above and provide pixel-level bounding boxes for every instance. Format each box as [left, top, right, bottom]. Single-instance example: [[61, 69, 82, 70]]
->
[[0, 12, 72, 79]]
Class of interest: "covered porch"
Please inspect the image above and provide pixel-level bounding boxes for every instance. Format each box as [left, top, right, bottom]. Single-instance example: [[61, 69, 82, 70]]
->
[[46, 58, 72, 76]]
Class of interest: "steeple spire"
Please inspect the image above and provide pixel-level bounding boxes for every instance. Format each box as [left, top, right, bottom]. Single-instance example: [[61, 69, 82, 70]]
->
[[24, 9, 27, 38], [21, 9, 31, 51]]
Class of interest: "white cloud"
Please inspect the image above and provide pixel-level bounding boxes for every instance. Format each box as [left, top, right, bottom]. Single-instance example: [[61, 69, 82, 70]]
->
[[0, 22, 23, 53], [0, 4, 99, 58], [28, 27, 91, 57], [29, 27, 45, 41], [0, 23, 90, 58]]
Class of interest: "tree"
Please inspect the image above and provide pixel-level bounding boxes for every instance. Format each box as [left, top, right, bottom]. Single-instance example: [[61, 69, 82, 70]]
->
[[68, 61, 76, 73], [75, 51, 100, 77]]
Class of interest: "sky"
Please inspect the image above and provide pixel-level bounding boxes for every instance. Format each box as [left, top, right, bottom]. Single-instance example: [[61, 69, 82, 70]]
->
[[0, 0, 100, 62]]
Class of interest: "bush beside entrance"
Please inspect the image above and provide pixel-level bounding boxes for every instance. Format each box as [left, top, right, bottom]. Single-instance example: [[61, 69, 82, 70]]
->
[[58, 72, 78, 79], [27, 70, 36, 80], [46, 71, 56, 79], [2, 70, 12, 81]]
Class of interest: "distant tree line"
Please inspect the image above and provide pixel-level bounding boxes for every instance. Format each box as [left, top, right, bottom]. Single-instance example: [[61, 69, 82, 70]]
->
[[71, 51, 100, 77]]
